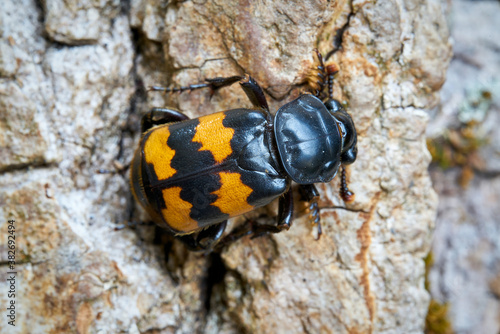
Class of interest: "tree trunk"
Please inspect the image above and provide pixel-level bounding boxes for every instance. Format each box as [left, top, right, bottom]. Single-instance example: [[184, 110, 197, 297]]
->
[[0, 0, 451, 333], [427, 1, 500, 333]]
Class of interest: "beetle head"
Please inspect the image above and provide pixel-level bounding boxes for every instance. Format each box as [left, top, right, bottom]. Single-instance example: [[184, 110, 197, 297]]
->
[[274, 95, 358, 184]]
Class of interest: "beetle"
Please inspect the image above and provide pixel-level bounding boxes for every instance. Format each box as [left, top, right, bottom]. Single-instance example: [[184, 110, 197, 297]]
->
[[130, 51, 357, 251]]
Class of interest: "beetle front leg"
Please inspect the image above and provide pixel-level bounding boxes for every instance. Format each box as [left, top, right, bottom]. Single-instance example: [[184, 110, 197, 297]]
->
[[276, 187, 293, 229], [298, 184, 322, 240], [141, 107, 190, 133]]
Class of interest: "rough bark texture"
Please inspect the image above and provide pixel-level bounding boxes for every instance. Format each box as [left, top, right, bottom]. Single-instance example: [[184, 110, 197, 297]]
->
[[427, 1, 500, 333], [0, 0, 450, 333]]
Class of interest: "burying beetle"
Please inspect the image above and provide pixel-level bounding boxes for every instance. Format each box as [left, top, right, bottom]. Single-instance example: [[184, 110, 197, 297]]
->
[[130, 50, 357, 251]]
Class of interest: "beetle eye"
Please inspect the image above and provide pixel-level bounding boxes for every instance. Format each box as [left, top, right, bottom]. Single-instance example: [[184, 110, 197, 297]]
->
[[329, 106, 357, 165], [342, 123, 354, 149], [334, 119, 347, 149], [331, 113, 355, 150]]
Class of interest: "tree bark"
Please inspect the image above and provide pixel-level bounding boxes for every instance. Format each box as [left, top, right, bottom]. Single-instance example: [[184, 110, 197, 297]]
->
[[427, 1, 500, 333], [0, 0, 451, 333]]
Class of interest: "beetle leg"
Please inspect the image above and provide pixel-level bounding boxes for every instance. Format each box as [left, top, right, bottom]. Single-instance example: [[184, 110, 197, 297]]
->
[[141, 107, 190, 133], [150, 75, 270, 113], [150, 76, 245, 97], [299, 184, 322, 240], [238, 75, 270, 112], [247, 188, 294, 239], [176, 220, 228, 252], [196, 220, 228, 250], [212, 220, 254, 252], [276, 187, 294, 229], [213, 189, 294, 250]]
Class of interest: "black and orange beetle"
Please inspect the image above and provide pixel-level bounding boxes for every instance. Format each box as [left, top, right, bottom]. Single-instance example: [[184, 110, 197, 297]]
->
[[130, 52, 357, 251]]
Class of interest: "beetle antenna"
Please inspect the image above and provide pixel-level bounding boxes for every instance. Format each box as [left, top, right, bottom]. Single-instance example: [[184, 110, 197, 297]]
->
[[326, 63, 339, 100], [315, 49, 326, 97], [306, 49, 328, 97], [339, 166, 355, 203], [307, 50, 340, 100]]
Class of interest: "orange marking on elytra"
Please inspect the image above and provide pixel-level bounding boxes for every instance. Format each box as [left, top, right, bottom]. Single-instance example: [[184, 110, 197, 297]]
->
[[161, 187, 198, 233], [144, 126, 177, 180], [192, 112, 234, 163], [211, 172, 253, 216]]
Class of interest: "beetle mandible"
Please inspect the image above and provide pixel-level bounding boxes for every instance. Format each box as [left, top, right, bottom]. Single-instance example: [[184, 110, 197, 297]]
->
[[130, 51, 357, 251]]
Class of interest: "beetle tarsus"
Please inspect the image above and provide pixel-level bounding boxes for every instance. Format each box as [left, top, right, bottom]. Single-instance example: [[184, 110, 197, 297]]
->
[[250, 223, 289, 239], [149, 75, 273, 113], [299, 184, 322, 240], [149, 84, 210, 94], [308, 201, 322, 240]]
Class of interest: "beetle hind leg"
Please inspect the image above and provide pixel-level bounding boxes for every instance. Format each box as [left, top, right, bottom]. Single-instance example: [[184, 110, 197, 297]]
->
[[176, 221, 228, 252], [150, 76, 245, 97], [151, 75, 271, 115], [141, 107, 190, 133], [213, 217, 288, 251]]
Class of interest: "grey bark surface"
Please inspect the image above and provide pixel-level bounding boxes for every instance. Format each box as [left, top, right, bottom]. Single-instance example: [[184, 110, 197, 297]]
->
[[427, 1, 500, 333], [0, 0, 450, 333]]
